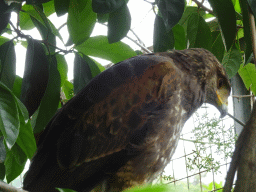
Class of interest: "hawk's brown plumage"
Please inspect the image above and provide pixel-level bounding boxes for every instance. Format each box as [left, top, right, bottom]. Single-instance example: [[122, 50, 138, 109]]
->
[[23, 48, 230, 192]]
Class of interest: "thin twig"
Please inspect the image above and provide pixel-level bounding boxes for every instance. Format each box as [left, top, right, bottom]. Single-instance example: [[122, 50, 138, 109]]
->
[[192, 0, 214, 15], [227, 113, 245, 127], [58, 22, 67, 31], [98, 22, 152, 54], [232, 95, 255, 98]]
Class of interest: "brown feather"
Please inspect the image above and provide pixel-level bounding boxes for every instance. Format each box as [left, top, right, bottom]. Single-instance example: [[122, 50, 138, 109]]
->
[[23, 48, 230, 192]]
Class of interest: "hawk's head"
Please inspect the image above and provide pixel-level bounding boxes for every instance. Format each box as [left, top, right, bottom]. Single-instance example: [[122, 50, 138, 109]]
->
[[198, 49, 231, 117]]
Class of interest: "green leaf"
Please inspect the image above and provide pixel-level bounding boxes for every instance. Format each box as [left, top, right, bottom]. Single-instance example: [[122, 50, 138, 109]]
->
[[208, 0, 236, 50], [0, 82, 19, 149], [74, 53, 92, 94], [12, 75, 23, 98], [15, 99, 36, 159], [238, 63, 256, 95], [108, 3, 131, 43], [187, 13, 212, 50], [247, 0, 256, 18], [92, 0, 126, 14], [0, 40, 16, 89], [4, 143, 26, 183], [56, 54, 68, 87], [97, 13, 109, 23], [211, 31, 225, 62], [0, 0, 11, 34], [179, 6, 206, 26], [32, 55, 61, 133], [20, 5, 47, 30], [54, 0, 70, 16], [239, 0, 253, 62], [57, 188, 77, 192], [0, 136, 6, 163], [0, 36, 10, 46], [31, 16, 56, 53], [0, 162, 5, 180], [124, 184, 171, 192], [222, 47, 242, 78], [157, 0, 185, 31], [172, 23, 186, 50], [88, 57, 105, 77], [62, 80, 74, 100], [153, 15, 174, 52], [42, 0, 56, 16], [67, 0, 96, 45], [32, 5, 63, 42], [75, 35, 137, 63], [20, 39, 49, 117]]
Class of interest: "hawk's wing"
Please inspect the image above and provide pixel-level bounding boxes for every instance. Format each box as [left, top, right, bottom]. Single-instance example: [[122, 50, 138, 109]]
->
[[23, 54, 181, 191]]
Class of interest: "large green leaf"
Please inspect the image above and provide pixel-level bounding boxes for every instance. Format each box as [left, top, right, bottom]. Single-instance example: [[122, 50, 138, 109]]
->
[[211, 31, 225, 62], [239, 0, 253, 62], [20, 39, 49, 117], [92, 0, 126, 14], [67, 0, 96, 45], [0, 82, 19, 149], [62, 80, 74, 100], [12, 75, 23, 99], [0, 36, 10, 46], [108, 3, 131, 43], [157, 0, 185, 31], [0, 40, 16, 89], [56, 54, 68, 87], [4, 143, 26, 183], [74, 53, 92, 94], [153, 15, 174, 52], [208, 0, 236, 51], [97, 13, 109, 23], [42, 0, 56, 16], [20, 5, 48, 30], [88, 57, 105, 77], [54, 0, 70, 16], [31, 16, 56, 53], [75, 35, 137, 63], [187, 13, 212, 50], [172, 23, 186, 50], [238, 63, 256, 95], [0, 0, 11, 34], [0, 136, 6, 163], [15, 99, 36, 159], [32, 55, 61, 133], [222, 47, 242, 78]]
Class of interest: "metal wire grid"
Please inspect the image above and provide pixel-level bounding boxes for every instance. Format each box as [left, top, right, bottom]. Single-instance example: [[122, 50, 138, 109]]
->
[[161, 106, 235, 192]]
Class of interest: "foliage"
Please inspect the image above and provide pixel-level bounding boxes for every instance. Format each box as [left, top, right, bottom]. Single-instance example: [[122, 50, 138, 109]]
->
[[0, 0, 255, 190], [187, 113, 237, 173]]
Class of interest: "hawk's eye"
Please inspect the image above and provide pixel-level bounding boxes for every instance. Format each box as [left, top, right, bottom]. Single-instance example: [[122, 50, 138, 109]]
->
[[218, 78, 224, 88]]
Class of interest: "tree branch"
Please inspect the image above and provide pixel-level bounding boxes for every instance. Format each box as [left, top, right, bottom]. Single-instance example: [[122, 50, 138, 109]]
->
[[224, 101, 256, 191], [0, 180, 28, 192], [227, 113, 245, 127], [192, 0, 214, 15]]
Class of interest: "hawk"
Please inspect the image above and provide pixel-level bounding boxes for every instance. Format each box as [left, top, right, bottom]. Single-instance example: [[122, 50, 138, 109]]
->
[[23, 48, 230, 192]]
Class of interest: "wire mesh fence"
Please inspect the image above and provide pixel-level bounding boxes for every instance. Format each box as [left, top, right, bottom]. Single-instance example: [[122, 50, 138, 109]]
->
[[159, 104, 236, 192]]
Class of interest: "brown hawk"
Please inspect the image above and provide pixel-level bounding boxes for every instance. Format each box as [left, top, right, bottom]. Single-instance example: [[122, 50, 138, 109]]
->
[[23, 48, 230, 192]]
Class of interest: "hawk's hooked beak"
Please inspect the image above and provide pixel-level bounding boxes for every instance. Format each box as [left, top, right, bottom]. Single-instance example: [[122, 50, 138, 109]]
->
[[216, 90, 229, 118]]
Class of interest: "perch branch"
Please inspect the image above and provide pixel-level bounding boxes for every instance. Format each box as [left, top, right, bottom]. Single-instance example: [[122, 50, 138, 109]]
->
[[0, 180, 28, 192], [224, 101, 256, 191]]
